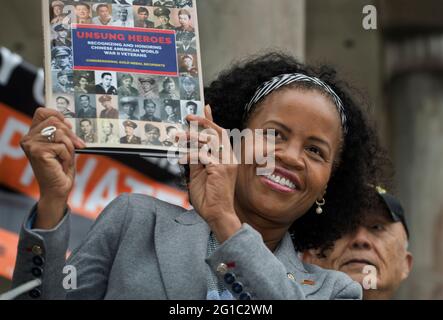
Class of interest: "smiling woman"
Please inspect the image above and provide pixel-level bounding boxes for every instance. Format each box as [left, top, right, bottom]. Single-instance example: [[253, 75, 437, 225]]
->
[[202, 52, 392, 254], [12, 51, 390, 300]]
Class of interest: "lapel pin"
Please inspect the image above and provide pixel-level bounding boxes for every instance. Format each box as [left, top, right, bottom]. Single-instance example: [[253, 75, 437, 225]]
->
[[302, 279, 316, 286]]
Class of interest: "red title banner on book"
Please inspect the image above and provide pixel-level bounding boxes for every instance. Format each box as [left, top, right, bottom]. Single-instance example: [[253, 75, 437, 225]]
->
[[72, 24, 178, 75]]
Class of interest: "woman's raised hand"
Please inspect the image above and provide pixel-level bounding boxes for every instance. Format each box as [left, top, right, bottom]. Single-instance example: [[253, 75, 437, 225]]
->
[[180, 105, 242, 242], [20, 107, 86, 229]]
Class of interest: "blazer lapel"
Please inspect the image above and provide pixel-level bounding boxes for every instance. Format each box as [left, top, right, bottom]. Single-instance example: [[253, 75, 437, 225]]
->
[[154, 209, 210, 300], [274, 232, 308, 274]]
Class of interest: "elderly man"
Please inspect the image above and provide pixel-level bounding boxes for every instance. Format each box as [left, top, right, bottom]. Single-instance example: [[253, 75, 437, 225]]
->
[[303, 187, 413, 300], [111, 5, 133, 27]]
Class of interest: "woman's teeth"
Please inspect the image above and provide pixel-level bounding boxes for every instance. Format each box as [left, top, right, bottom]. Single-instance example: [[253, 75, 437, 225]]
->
[[266, 174, 296, 190]]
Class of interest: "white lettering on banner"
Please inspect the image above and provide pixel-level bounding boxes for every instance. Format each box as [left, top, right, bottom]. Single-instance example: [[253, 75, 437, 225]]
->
[[142, 157, 181, 177], [0, 117, 28, 162], [33, 68, 45, 106], [156, 190, 185, 207], [0, 47, 23, 86], [85, 168, 118, 212], [125, 177, 154, 195], [70, 157, 97, 207], [20, 162, 35, 186], [0, 108, 189, 218]]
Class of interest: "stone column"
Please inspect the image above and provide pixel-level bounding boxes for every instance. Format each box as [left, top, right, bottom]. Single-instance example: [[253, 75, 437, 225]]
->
[[197, 0, 306, 84], [381, 0, 443, 299]]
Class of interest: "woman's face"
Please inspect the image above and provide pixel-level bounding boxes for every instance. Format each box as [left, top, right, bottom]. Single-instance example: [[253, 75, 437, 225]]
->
[[235, 88, 343, 226], [102, 122, 112, 135]]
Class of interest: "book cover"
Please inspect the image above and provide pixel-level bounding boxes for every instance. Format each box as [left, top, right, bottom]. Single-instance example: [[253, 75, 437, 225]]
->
[[42, 0, 204, 157]]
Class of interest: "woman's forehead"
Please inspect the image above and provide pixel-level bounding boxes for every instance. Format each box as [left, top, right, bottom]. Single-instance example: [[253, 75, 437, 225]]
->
[[250, 89, 342, 130]]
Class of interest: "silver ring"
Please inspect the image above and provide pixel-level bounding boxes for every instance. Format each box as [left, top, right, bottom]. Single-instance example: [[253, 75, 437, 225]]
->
[[41, 126, 57, 143]]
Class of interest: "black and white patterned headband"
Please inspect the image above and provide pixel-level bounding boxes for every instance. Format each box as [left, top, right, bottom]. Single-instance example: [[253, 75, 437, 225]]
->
[[244, 73, 348, 135]]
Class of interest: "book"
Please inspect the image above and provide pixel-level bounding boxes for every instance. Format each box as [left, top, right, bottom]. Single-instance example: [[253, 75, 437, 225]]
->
[[42, 0, 204, 157]]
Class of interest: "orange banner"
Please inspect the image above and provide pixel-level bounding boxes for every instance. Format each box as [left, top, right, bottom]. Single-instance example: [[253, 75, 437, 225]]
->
[[0, 102, 191, 280], [0, 103, 190, 221], [0, 228, 18, 280]]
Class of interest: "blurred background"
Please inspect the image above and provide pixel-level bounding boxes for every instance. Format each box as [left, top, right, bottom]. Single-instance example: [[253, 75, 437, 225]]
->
[[1, 0, 442, 299]]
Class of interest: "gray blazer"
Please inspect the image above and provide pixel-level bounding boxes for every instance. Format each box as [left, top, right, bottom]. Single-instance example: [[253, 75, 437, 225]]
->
[[12, 194, 362, 300]]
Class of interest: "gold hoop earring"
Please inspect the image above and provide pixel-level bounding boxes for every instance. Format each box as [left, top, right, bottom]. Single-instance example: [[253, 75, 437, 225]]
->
[[316, 198, 325, 215]]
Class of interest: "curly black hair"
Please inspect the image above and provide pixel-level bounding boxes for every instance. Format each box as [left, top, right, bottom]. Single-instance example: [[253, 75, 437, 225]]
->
[[184, 51, 392, 253]]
